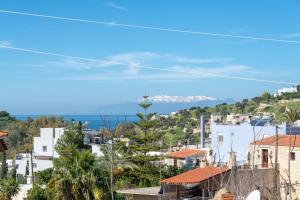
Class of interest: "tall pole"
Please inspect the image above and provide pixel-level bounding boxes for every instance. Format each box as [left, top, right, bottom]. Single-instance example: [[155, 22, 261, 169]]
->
[[273, 125, 279, 200]]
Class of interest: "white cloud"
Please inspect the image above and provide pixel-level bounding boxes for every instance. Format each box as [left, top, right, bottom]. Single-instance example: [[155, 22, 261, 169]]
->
[[28, 51, 253, 82], [169, 64, 251, 78], [175, 57, 231, 64], [0, 41, 12, 48], [105, 2, 127, 10], [19, 52, 253, 82], [138, 95, 217, 103]]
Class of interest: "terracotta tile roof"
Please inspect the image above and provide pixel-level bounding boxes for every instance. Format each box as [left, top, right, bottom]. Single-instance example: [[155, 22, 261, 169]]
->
[[0, 130, 8, 138], [161, 167, 229, 185], [166, 149, 206, 159], [252, 135, 300, 147]]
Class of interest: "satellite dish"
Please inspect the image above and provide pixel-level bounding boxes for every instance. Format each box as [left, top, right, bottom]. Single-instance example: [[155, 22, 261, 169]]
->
[[246, 190, 260, 200]]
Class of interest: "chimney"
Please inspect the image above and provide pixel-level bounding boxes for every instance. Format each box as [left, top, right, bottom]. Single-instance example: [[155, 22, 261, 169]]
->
[[200, 115, 205, 149], [227, 151, 237, 169]]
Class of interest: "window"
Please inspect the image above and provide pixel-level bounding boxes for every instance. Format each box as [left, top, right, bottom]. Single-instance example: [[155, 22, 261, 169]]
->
[[42, 146, 47, 152], [33, 163, 37, 168], [174, 159, 177, 168], [290, 152, 296, 161], [218, 133, 224, 142]]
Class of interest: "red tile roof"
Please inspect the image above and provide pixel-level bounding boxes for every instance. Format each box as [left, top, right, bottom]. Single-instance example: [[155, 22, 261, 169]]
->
[[161, 167, 229, 185], [252, 135, 300, 147], [166, 149, 206, 159], [0, 130, 8, 138]]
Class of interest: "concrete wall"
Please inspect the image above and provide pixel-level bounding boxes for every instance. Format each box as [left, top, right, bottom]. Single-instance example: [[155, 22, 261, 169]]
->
[[226, 167, 275, 199], [211, 122, 286, 162]]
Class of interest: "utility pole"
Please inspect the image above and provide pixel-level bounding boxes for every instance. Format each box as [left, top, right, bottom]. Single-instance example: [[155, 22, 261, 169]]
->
[[273, 125, 279, 200]]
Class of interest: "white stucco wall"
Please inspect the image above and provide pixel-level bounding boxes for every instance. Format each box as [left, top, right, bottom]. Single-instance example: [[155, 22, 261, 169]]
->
[[210, 122, 286, 163], [32, 128, 64, 172], [33, 128, 64, 158], [34, 160, 53, 171]]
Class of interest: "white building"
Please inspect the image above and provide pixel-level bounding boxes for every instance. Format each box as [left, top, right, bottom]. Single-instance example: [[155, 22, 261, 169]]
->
[[91, 144, 104, 157], [15, 153, 32, 176], [9, 128, 65, 180], [33, 128, 64, 171], [210, 119, 288, 163], [274, 87, 298, 97]]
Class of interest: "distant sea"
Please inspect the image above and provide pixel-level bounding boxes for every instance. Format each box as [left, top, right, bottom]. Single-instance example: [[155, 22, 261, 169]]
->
[[14, 115, 139, 130]]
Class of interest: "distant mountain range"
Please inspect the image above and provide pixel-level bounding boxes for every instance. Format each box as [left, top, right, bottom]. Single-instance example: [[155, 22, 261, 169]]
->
[[98, 96, 235, 115]]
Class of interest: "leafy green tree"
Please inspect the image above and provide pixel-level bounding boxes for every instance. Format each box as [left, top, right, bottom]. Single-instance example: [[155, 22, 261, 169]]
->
[[26, 185, 49, 200], [35, 168, 53, 185], [117, 96, 168, 188], [100, 140, 138, 200]]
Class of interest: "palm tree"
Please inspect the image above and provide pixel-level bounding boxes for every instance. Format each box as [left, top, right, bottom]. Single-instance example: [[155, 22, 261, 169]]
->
[[284, 108, 300, 199], [0, 177, 20, 200], [45, 126, 104, 200], [50, 150, 103, 200]]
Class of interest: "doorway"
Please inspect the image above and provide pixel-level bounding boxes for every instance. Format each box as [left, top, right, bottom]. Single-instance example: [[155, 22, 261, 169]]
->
[[261, 149, 268, 168]]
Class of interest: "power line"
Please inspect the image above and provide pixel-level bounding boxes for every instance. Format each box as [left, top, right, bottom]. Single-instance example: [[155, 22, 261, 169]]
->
[[1, 9, 300, 44], [0, 44, 297, 85]]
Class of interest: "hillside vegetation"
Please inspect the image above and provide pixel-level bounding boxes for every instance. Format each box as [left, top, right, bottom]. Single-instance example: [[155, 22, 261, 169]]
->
[[156, 87, 300, 146]]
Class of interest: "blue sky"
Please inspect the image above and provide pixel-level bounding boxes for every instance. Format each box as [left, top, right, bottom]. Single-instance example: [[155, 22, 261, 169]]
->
[[0, 0, 300, 114]]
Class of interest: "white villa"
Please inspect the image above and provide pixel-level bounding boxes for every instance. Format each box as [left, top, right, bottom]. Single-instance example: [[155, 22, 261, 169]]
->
[[8, 128, 65, 179], [274, 86, 298, 97], [33, 128, 64, 171]]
